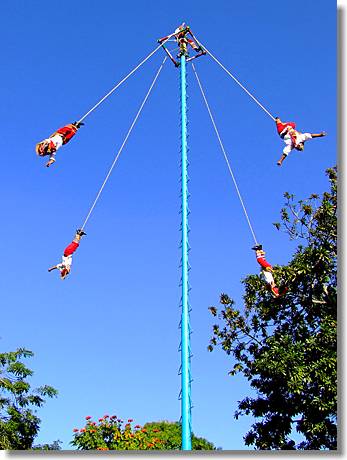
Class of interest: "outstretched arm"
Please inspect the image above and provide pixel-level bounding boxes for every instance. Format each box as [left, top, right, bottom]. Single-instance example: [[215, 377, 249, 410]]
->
[[48, 265, 58, 272], [311, 132, 327, 138]]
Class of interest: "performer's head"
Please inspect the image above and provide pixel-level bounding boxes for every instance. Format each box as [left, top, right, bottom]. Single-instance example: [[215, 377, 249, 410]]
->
[[35, 140, 50, 156]]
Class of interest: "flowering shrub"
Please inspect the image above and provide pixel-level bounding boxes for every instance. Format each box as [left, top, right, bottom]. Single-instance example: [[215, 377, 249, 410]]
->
[[71, 415, 165, 450]]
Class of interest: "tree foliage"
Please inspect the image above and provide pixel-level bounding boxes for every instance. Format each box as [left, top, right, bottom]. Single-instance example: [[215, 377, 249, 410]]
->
[[71, 416, 216, 450], [0, 348, 58, 450], [208, 167, 337, 450], [143, 421, 216, 450], [32, 440, 62, 450]]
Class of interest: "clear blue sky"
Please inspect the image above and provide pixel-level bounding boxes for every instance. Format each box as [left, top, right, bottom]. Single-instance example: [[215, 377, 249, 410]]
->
[[0, 0, 336, 451]]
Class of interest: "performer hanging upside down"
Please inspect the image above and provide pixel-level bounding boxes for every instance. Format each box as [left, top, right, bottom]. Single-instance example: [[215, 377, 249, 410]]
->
[[275, 117, 326, 166], [48, 229, 86, 280], [252, 244, 286, 298], [36, 121, 84, 167]]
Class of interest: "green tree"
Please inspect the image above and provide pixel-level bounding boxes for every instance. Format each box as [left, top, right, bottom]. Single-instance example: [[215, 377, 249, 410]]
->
[[143, 421, 216, 450], [0, 348, 58, 450], [208, 167, 337, 450], [32, 440, 62, 450]]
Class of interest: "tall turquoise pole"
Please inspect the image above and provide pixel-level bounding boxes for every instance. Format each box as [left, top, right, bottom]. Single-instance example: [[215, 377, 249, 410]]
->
[[179, 52, 192, 451]]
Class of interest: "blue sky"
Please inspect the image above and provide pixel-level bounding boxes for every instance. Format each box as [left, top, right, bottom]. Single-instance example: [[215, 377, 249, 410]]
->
[[0, 0, 336, 451]]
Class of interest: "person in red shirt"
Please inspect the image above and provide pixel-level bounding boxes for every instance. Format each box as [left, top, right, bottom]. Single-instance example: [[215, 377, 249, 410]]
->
[[174, 23, 202, 54], [252, 244, 283, 298], [48, 229, 86, 280], [275, 117, 326, 166], [36, 121, 84, 167], [158, 23, 204, 62]]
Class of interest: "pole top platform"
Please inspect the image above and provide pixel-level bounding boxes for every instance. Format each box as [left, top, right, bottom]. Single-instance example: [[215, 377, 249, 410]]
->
[[157, 23, 206, 67]]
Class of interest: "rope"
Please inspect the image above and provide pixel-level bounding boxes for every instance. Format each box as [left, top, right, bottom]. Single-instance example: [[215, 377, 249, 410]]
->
[[77, 41, 168, 123], [194, 38, 275, 121], [191, 63, 258, 245], [80, 56, 167, 230]]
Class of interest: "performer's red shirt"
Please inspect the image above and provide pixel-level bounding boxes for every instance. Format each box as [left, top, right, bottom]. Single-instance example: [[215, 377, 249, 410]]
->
[[256, 255, 272, 270], [54, 124, 78, 144], [276, 120, 296, 136]]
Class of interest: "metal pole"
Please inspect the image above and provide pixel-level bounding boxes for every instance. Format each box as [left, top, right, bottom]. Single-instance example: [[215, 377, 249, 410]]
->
[[180, 53, 192, 451]]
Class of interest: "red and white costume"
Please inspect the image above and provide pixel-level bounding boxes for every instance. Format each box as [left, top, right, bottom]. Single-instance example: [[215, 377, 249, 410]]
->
[[56, 240, 80, 277], [276, 120, 312, 156], [36, 123, 78, 163], [255, 250, 279, 297], [174, 24, 200, 51]]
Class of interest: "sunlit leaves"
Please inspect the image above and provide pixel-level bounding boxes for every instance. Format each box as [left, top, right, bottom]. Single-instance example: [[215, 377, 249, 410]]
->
[[0, 349, 57, 449], [208, 167, 337, 450]]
